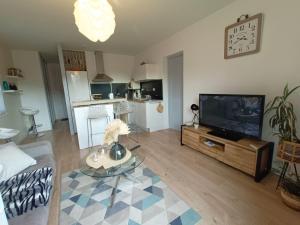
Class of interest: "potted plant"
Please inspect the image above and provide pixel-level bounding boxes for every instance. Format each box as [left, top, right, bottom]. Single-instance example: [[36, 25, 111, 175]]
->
[[265, 84, 300, 210]]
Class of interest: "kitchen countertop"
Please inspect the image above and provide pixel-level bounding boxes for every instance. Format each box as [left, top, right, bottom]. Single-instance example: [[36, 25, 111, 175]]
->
[[128, 99, 163, 103], [72, 98, 127, 107]]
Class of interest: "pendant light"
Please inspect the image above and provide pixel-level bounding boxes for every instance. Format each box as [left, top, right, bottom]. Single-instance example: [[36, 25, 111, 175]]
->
[[73, 0, 116, 42]]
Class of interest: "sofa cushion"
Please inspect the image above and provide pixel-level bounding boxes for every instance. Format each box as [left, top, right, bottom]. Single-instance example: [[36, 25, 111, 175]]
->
[[0, 167, 53, 219], [0, 142, 36, 182]]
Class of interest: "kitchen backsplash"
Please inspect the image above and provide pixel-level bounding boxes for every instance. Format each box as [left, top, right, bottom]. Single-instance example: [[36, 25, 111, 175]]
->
[[140, 80, 163, 100], [90, 83, 128, 99]]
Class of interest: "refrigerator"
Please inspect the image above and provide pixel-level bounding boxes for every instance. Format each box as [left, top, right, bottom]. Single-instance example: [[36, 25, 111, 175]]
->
[[66, 71, 90, 133]]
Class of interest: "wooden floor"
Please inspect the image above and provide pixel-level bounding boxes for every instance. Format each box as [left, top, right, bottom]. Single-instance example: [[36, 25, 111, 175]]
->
[[23, 121, 300, 225]]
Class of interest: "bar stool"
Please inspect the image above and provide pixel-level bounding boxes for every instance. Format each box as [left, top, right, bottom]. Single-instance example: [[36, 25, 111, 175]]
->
[[20, 108, 44, 137], [115, 101, 140, 150], [0, 128, 20, 143], [87, 105, 110, 150], [115, 101, 132, 123]]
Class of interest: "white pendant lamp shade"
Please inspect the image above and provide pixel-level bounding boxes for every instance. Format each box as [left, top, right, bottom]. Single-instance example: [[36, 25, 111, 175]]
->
[[74, 0, 116, 42]]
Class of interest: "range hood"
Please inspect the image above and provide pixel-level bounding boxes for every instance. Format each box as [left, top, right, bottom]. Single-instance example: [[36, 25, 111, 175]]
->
[[92, 51, 113, 83]]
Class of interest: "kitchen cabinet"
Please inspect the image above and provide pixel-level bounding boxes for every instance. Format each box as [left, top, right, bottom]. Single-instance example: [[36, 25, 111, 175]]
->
[[133, 64, 160, 81], [146, 101, 165, 131], [128, 101, 165, 132]]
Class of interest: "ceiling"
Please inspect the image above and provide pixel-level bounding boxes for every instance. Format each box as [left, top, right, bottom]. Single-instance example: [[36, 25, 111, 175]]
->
[[0, 0, 235, 57]]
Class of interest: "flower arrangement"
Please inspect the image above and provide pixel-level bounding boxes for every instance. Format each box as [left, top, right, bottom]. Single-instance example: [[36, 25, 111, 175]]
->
[[103, 119, 130, 146]]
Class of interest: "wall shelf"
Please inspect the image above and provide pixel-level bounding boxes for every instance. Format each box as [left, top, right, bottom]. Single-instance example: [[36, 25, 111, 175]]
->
[[2, 90, 23, 94], [6, 75, 24, 79]]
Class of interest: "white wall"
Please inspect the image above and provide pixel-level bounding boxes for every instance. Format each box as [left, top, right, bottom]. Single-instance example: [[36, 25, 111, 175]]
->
[[85, 51, 134, 83], [0, 45, 12, 76], [135, 0, 300, 148], [12, 50, 52, 132], [46, 62, 67, 120], [103, 53, 135, 83], [0, 44, 27, 143]]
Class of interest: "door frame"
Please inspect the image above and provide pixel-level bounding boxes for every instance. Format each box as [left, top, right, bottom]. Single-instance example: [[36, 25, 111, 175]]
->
[[167, 51, 184, 130]]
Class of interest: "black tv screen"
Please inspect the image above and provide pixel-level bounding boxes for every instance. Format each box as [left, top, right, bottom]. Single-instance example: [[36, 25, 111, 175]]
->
[[199, 94, 265, 139]]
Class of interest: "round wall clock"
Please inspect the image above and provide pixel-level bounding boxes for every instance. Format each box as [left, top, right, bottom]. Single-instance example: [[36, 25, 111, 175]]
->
[[224, 13, 263, 59]]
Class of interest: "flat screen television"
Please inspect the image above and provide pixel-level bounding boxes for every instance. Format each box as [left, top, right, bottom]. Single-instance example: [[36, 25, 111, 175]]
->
[[199, 94, 265, 141]]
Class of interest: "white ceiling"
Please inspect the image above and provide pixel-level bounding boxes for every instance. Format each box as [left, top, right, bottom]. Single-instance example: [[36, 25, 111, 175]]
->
[[0, 0, 235, 57]]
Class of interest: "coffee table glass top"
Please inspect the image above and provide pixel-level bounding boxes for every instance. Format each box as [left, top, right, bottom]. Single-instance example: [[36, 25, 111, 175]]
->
[[80, 149, 145, 178]]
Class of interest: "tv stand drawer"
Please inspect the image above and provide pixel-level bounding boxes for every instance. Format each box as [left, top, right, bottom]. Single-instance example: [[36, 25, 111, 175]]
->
[[221, 145, 256, 175], [182, 129, 200, 150]]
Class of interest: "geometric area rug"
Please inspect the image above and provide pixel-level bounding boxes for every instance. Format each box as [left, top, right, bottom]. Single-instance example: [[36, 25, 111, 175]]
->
[[60, 165, 201, 225]]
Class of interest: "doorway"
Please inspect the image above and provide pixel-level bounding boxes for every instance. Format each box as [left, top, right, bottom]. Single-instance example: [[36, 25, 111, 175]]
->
[[42, 58, 68, 125], [167, 52, 183, 130]]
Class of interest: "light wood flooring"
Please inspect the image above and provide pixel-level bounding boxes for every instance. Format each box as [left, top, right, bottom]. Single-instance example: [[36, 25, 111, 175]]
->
[[23, 121, 300, 225]]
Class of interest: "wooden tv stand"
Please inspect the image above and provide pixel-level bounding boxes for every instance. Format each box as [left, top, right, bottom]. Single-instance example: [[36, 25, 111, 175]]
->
[[181, 125, 274, 182]]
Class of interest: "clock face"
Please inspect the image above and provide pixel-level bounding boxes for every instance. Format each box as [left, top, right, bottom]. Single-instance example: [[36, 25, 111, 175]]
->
[[225, 14, 262, 59]]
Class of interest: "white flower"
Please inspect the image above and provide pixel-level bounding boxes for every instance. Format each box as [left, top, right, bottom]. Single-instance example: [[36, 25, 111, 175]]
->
[[103, 119, 130, 145]]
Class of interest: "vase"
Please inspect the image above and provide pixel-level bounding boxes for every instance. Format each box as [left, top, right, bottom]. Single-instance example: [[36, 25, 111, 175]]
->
[[110, 142, 126, 160]]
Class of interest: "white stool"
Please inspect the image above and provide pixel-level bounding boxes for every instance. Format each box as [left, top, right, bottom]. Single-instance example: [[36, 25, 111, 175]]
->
[[0, 128, 19, 143], [87, 105, 110, 150], [20, 108, 44, 137]]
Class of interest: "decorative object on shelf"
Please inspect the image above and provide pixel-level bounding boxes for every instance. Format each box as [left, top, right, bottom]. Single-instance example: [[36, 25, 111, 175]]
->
[[184, 122, 193, 126], [103, 119, 130, 160], [63, 50, 86, 71], [2, 81, 10, 91], [265, 84, 300, 209], [9, 82, 18, 90], [190, 104, 199, 125], [157, 103, 164, 113], [7, 68, 23, 78], [224, 13, 262, 59], [2, 80, 19, 92], [73, 0, 116, 42]]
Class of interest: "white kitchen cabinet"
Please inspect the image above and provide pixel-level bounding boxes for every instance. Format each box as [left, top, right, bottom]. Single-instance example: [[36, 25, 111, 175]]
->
[[129, 101, 165, 132], [128, 102, 147, 130], [133, 64, 160, 81], [146, 101, 165, 132]]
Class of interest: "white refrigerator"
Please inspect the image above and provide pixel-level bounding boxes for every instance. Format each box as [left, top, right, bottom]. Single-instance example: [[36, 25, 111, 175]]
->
[[66, 71, 90, 133]]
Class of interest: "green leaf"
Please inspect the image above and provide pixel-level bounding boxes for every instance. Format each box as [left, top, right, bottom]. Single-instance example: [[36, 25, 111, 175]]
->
[[283, 84, 289, 98], [265, 96, 281, 114], [286, 85, 300, 99], [266, 83, 300, 141]]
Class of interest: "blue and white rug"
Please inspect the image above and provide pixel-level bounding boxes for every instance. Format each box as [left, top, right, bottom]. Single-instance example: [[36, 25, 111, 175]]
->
[[60, 165, 201, 225]]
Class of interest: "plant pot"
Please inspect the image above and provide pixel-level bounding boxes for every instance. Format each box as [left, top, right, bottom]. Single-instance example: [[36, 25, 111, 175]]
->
[[110, 142, 126, 160], [280, 188, 300, 211]]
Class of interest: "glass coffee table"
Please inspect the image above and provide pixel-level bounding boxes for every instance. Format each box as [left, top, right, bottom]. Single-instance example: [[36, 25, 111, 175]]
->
[[80, 147, 145, 207]]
